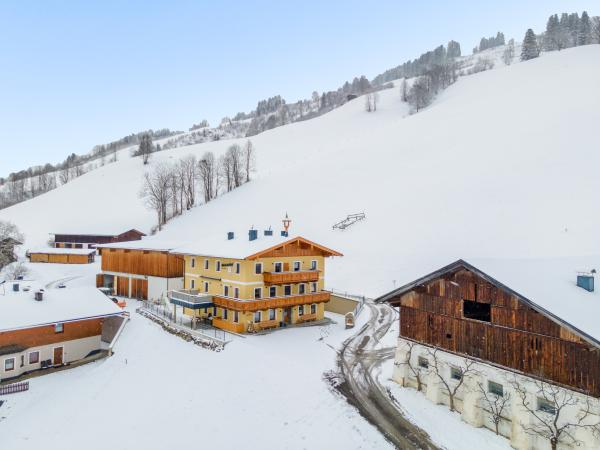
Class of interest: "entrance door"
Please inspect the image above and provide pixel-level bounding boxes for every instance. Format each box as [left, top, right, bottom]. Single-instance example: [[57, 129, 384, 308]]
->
[[283, 307, 292, 324], [53, 347, 64, 366]]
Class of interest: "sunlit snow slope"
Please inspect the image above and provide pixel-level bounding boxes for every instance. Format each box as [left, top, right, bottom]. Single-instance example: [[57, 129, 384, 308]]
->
[[3, 46, 600, 296]]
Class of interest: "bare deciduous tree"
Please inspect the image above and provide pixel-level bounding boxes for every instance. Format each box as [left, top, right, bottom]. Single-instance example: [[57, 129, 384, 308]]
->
[[180, 155, 198, 210], [478, 381, 511, 435], [512, 377, 600, 450], [397, 341, 425, 391], [139, 163, 172, 230], [244, 140, 255, 183], [427, 348, 478, 412], [0, 221, 24, 270], [407, 76, 433, 112], [199, 152, 216, 203], [400, 78, 408, 102], [365, 92, 379, 112]]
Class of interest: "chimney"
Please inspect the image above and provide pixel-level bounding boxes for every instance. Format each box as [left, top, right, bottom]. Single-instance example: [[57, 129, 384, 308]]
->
[[227, 232, 234, 240], [35, 291, 44, 301], [577, 270, 595, 292], [248, 229, 258, 241], [280, 231, 288, 237], [264, 228, 273, 236]]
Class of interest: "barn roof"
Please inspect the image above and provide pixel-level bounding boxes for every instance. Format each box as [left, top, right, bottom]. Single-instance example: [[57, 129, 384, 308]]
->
[[378, 257, 600, 348], [52, 229, 146, 237]]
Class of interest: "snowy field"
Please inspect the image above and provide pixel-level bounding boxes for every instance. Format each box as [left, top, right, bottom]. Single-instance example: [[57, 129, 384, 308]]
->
[[0, 263, 390, 450]]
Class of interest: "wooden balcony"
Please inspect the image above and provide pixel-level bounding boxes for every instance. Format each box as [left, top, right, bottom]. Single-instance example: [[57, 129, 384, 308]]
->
[[263, 270, 319, 285], [297, 313, 318, 323], [213, 291, 330, 312]]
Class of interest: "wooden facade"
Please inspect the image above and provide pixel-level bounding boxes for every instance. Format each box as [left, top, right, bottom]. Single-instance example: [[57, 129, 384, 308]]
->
[[101, 248, 184, 278], [53, 229, 145, 247], [384, 264, 600, 397], [29, 251, 95, 264], [0, 318, 103, 348]]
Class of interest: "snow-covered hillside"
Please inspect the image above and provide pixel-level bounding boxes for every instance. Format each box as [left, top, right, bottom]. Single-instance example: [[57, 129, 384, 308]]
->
[[3, 45, 600, 297]]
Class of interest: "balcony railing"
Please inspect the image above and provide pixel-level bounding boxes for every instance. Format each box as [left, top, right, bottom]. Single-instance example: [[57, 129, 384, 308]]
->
[[168, 290, 213, 309], [213, 291, 330, 312], [263, 270, 319, 285]]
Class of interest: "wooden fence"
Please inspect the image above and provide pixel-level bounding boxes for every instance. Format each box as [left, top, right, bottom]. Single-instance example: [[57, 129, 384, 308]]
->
[[0, 381, 29, 395]]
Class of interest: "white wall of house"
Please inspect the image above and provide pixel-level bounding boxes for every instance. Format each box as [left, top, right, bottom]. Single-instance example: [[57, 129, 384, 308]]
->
[[1, 335, 101, 381], [393, 337, 600, 450], [148, 276, 183, 302]]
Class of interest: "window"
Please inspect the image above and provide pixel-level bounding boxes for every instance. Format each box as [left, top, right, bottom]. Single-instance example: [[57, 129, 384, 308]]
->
[[311, 304, 316, 314], [463, 300, 491, 322], [269, 309, 276, 320], [235, 262, 241, 274], [223, 285, 230, 297], [191, 258, 196, 268], [254, 287, 262, 299], [310, 282, 317, 293], [488, 381, 504, 397], [537, 397, 557, 415], [255, 262, 263, 274], [190, 279, 196, 290], [4, 358, 15, 371], [450, 367, 463, 381], [55, 323, 64, 333], [299, 283, 306, 295], [298, 305, 304, 316], [418, 356, 429, 369], [234, 311, 239, 323], [284, 285, 291, 296], [310, 260, 318, 270], [254, 311, 261, 322], [293, 261, 301, 272], [204, 282, 209, 293], [215, 261, 221, 272], [274, 262, 283, 273], [29, 351, 40, 365], [222, 309, 228, 320], [269, 286, 277, 298], [234, 287, 240, 299], [204, 259, 209, 270]]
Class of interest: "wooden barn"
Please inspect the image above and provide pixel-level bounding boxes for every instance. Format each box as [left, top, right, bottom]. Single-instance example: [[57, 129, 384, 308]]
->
[[379, 258, 600, 449], [52, 229, 145, 249], [28, 248, 96, 264], [96, 241, 184, 301]]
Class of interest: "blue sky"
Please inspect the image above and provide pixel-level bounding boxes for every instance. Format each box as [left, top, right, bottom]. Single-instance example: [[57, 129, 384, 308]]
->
[[0, 0, 596, 175]]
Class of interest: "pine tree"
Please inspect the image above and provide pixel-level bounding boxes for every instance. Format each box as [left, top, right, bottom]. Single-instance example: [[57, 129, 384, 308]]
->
[[544, 14, 560, 51], [521, 29, 540, 61], [447, 40, 461, 58], [578, 11, 592, 46]]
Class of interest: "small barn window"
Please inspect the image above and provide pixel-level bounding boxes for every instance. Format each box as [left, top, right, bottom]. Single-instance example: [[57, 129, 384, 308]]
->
[[29, 351, 40, 364], [463, 300, 491, 322], [54, 323, 64, 333], [488, 381, 504, 397], [537, 397, 556, 415], [450, 367, 463, 381], [418, 356, 429, 369], [4, 358, 15, 371]]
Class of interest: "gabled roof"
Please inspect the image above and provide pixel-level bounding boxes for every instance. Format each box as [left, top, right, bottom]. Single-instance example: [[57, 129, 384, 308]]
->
[[378, 258, 600, 349], [28, 248, 97, 256], [245, 236, 343, 260], [174, 235, 343, 260]]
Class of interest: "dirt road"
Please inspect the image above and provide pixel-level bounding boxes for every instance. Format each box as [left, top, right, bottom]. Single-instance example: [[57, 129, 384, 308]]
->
[[336, 301, 439, 450]]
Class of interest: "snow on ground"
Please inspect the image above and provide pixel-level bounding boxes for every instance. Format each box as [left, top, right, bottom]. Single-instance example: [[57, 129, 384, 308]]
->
[[0, 271, 390, 450]]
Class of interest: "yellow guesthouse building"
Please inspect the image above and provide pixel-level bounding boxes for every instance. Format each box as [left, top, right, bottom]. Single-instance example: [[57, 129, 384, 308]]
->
[[169, 233, 342, 333]]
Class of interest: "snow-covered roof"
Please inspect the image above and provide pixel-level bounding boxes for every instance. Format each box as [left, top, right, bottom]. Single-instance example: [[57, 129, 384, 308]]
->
[[52, 228, 145, 237], [379, 256, 600, 347], [96, 239, 183, 252], [28, 248, 96, 255], [0, 282, 123, 332]]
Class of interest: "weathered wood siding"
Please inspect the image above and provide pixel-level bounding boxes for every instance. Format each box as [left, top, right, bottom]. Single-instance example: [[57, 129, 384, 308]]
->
[[101, 248, 184, 278], [54, 230, 144, 245], [392, 269, 600, 397]]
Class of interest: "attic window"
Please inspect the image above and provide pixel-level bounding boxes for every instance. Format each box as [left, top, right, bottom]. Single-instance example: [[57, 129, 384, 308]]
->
[[463, 300, 491, 322]]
